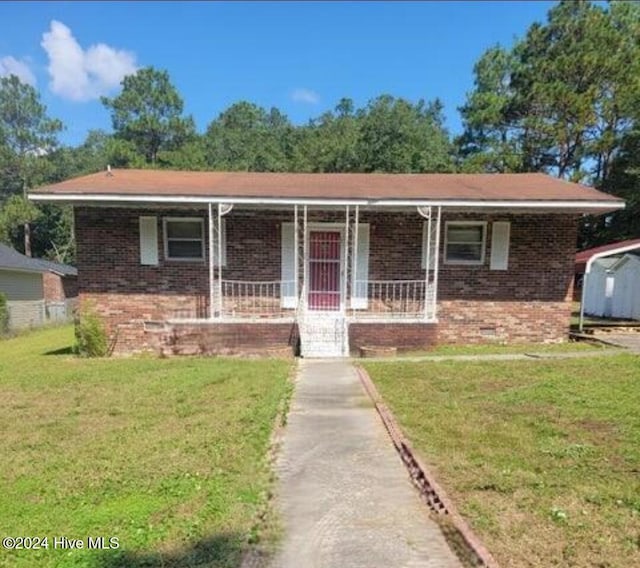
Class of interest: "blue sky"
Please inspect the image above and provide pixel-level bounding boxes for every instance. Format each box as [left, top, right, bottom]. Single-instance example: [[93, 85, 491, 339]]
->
[[0, 1, 556, 146]]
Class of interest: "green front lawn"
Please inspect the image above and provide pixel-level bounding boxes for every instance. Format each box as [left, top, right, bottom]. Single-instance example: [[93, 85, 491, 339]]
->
[[401, 339, 610, 358], [364, 355, 640, 568], [0, 326, 292, 568]]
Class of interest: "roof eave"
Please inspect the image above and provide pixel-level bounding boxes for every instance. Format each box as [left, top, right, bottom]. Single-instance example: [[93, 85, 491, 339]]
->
[[28, 192, 625, 213]]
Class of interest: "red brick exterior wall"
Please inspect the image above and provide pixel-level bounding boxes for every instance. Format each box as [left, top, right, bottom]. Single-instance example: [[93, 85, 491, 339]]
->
[[74, 206, 578, 354]]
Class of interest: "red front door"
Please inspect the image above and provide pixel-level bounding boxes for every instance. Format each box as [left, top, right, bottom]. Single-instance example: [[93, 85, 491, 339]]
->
[[308, 231, 341, 310]]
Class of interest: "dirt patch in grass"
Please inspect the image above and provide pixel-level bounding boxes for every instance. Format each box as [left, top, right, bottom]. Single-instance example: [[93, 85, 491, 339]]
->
[[364, 355, 640, 568]]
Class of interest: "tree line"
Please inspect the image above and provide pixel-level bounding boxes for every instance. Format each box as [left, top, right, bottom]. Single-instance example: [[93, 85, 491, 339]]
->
[[1, 0, 638, 263]]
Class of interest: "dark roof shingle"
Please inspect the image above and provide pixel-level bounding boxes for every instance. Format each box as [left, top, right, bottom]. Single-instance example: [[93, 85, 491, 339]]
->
[[0, 243, 77, 276], [33, 169, 623, 204]]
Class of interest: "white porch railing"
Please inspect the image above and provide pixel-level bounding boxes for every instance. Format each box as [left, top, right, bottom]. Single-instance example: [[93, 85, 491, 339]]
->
[[351, 280, 434, 319], [221, 279, 296, 318], [168, 278, 435, 321]]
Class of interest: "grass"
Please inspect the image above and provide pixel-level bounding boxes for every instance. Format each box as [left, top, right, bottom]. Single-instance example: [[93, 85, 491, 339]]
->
[[401, 339, 611, 358], [364, 354, 640, 568], [0, 326, 292, 568]]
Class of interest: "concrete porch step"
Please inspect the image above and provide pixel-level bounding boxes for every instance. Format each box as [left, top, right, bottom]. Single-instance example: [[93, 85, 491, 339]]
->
[[299, 315, 347, 358]]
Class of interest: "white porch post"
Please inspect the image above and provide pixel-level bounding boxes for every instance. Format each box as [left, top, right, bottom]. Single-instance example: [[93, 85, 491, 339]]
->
[[217, 203, 223, 317], [343, 205, 350, 314], [302, 205, 308, 309], [293, 205, 299, 305], [418, 205, 441, 321], [424, 206, 432, 320], [351, 205, 359, 316], [208, 203, 215, 320], [432, 206, 442, 319]]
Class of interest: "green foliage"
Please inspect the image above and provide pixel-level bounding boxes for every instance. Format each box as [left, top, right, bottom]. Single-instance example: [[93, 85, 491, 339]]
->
[[74, 306, 108, 357], [101, 66, 196, 164], [457, 46, 522, 173], [458, 0, 640, 247], [205, 102, 293, 171], [0, 75, 63, 192], [357, 95, 453, 173], [0, 292, 8, 335], [0, 194, 41, 248], [0, 75, 63, 255]]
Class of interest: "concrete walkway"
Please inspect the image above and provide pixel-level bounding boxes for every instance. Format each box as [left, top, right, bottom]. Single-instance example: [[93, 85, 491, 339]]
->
[[269, 360, 462, 568]]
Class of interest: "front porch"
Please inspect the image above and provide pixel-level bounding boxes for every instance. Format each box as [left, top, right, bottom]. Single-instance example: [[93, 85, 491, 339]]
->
[[159, 204, 441, 356]]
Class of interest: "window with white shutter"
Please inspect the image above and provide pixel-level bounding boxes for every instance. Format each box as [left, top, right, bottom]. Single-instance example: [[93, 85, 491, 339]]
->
[[444, 222, 487, 265]]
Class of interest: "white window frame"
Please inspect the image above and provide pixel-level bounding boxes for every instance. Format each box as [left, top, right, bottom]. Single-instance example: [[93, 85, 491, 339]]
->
[[163, 217, 205, 262], [444, 221, 487, 265]]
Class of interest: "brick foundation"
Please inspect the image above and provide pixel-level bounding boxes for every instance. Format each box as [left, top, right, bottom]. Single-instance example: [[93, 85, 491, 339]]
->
[[153, 322, 298, 357], [349, 323, 438, 354]]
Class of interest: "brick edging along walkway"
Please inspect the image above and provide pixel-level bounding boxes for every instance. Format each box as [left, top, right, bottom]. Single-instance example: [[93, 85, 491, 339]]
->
[[356, 366, 500, 568]]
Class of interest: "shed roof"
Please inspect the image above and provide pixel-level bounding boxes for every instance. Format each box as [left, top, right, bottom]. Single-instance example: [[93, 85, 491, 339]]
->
[[575, 238, 640, 272], [30, 169, 624, 212], [0, 243, 77, 276]]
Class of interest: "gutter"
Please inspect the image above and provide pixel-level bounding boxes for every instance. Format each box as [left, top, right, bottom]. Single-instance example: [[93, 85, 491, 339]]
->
[[28, 192, 625, 211]]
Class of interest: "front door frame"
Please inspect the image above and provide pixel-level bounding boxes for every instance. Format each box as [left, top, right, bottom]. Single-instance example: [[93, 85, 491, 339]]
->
[[306, 222, 346, 313]]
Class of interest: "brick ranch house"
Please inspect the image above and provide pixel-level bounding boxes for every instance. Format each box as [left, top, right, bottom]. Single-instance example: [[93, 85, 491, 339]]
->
[[30, 170, 623, 356]]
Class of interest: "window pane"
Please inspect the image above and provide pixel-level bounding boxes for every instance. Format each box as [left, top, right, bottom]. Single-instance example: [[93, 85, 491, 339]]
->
[[447, 243, 482, 262], [447, 226, 483, 244], [167, 220, 201, 239], [168, 240, 203, 259]]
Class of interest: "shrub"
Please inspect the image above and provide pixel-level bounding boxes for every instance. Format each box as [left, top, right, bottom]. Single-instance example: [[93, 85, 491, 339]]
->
[[0, 293, 9, 336], [74, 305, 108, 357]]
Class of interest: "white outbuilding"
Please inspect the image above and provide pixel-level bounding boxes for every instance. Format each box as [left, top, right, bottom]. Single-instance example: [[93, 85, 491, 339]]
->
[[610, 254, 640, 320], [582, 257, 618, 318], [578, 240, 640, 329]]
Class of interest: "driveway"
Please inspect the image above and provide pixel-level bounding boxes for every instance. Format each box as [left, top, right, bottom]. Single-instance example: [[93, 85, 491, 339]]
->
[[269, 360, 461, 568], [593, 331, 640, 353]]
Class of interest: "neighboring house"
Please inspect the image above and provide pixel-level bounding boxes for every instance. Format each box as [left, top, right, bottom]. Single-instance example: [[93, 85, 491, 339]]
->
[[30, 169, 623, 356], [0, 243, 78, 330], [578, 240, 640, 320]]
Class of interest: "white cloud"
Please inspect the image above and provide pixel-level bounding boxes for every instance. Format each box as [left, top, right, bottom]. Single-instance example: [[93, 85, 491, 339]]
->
[[41, 20, 137, 101], [291, 87, 320, 104], [0, 56, 36, 86]]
